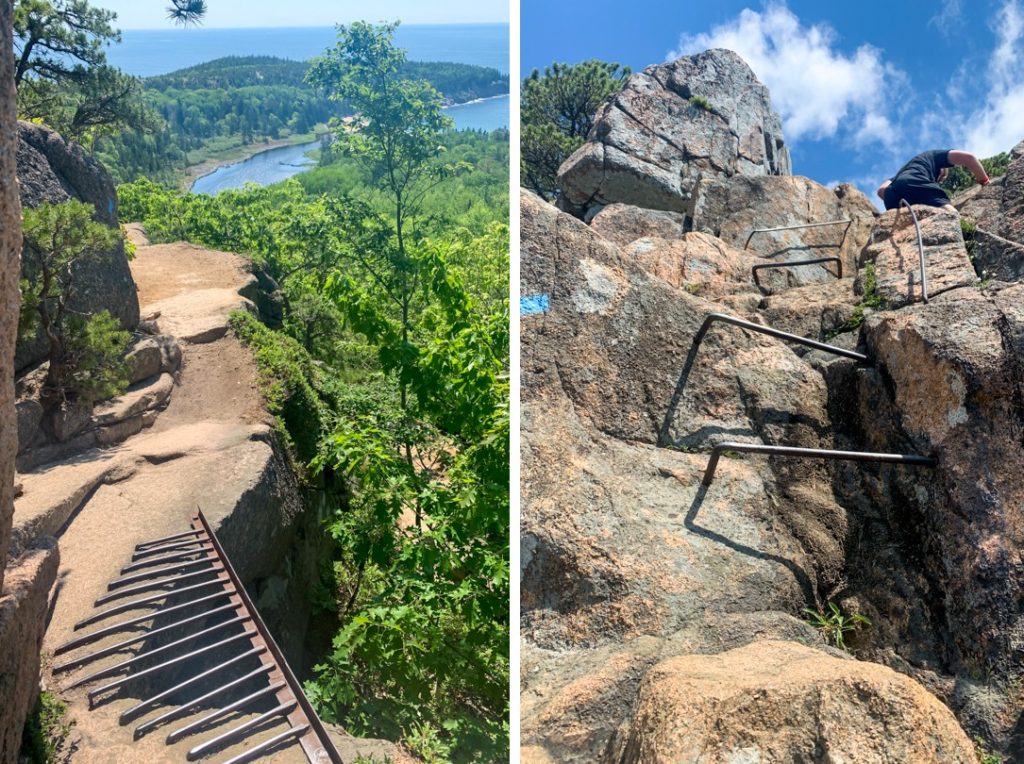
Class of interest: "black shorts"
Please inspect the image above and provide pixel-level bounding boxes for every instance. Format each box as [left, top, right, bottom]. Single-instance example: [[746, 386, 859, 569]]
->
[[884, 179, 950, 210]]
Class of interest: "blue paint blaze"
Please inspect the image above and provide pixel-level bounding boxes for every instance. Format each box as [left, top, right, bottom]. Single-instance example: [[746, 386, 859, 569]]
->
[[108, 198, 115, 215], [520, 294, 550, 315]]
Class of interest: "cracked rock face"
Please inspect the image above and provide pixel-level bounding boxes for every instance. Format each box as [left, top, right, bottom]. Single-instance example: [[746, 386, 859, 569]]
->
[[557, 49, 791, 218], [15, 121, 140, 372]]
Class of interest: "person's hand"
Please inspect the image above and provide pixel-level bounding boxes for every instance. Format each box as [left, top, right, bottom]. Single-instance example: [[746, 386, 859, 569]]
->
[[981, 174, 991, 186]]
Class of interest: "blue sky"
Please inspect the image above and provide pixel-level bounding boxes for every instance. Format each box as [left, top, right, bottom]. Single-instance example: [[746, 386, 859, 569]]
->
[[522, 0, 1024, 205], [102, 0, 509, 28]]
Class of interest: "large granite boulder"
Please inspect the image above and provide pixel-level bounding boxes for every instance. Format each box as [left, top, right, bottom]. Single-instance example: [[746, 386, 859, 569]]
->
[[860, 205, 976, 308], [15, 121, 139, 372], [955, 138, 1024, 282], [557, 49, 791, 219], [610, 641, 976, 764], [691, 175, 877, 293], [522, 188, 863, 753]]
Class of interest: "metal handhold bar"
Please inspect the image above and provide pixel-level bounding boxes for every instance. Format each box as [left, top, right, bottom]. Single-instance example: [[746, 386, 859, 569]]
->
[[693, 312, 869, 363], [119, 647, 267, 723], [751, 256, 843, 289], [135, 529, 203, 549], [186, 700, 297, 760], [65, 616, 251, 690], [89, 629, 258, 700], [58, 591, 233, 653], [110, 557, 217, 589], [166, 681, 286, 743], [898, 199, 928, 304], [702, 441, 937, 486], [121, 546, 213, 573], [744, 219, 852, 250], [76, 576, 231, 628], [132, 539, 209, 561], [94, 565, 223, 605], [133, 664, 276, 736], [54, 603, 238, 672], [219, 725, 311, 764], [192, 509, 344, 764]]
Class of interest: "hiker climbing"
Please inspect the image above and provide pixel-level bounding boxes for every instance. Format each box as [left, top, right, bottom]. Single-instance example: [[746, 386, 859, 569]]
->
[[876, 149, 990, 212]]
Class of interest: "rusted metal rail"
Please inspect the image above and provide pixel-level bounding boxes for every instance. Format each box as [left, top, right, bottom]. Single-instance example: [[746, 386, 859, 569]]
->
[[751, 256, 843, 289], [701, 441, 937, 486], [743, 219, 852, 251], [54, 509, 343, 764], [692, 312, 869, 363], [898, 198, 929, 304]]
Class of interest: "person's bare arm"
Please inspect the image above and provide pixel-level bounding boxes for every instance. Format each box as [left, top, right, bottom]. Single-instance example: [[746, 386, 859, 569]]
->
[[876, 179, 892, 200], [948, 150, 990, 185]]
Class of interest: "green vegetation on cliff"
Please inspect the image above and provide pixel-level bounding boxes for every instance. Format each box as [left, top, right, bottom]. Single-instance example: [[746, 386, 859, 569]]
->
[[521, 59, 630, 199]]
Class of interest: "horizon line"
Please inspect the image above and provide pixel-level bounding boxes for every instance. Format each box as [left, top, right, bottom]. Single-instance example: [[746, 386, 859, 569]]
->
[[117, 21, 510, 31]]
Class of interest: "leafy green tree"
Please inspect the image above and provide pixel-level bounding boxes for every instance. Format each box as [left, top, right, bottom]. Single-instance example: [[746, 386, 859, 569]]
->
[[521, 60, 630, 199], [18, 65, 160, 142], [20, 199, 128, 401], [307, 22, 457, 412], [12, 0, 119, 88]]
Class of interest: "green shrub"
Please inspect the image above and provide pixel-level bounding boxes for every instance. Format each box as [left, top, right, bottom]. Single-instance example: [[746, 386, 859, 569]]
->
[[64, 310, 132, 404], [689, 94, 711, 110], [21, 692, 72, 763]]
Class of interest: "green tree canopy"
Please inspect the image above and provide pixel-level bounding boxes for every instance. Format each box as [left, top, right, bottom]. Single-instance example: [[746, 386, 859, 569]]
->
[[12, 0, 119, 87], [520, 59, 630, 199]]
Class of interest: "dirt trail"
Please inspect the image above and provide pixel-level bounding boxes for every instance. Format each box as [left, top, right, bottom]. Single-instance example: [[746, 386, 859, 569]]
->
[[14, 231, 308, 762]]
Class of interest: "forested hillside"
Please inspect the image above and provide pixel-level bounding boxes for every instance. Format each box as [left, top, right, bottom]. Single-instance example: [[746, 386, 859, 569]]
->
[[117, 23, 510, 763], [94, 55, 509, 185]]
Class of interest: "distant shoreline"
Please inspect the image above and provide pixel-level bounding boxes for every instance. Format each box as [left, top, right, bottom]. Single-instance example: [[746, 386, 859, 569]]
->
[[183, 91, 509, 192]]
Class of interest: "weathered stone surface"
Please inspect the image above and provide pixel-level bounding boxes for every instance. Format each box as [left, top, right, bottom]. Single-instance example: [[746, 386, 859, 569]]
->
[[1, 0, 21, 591], [15, 122, 139, 371], [968, 227, 1024, 282], [758, 279, 859, 343], [95, 414, 144, 446], [858, 288, 1024, 674], [610, 641, 975, 764], [0, 540, 59, 764], [522, 187, 847, 649], [955, 138, 1024, 246], [522, 614, 819, 764], [143, 289, 256, 344], [126, 334, 181, 384], [692, 175, 877, 292], [91, 373, 174, 427], [51, 397, 93, 442], [15, 398, 43, 452], [618, 232, 758, 298], [860, 205, 976, 308], [589, 203, 686, 247], [558, 49, 790, 217]]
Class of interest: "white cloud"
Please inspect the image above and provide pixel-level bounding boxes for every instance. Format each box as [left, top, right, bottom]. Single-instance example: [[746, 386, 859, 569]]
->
[[957, 0, 1024, 156], [929, 0, 963, 35], [666, 3, 906, 146]]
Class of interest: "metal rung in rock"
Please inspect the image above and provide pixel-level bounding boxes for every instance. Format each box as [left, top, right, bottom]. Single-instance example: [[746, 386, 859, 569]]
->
[[56, 509, 342, 763]]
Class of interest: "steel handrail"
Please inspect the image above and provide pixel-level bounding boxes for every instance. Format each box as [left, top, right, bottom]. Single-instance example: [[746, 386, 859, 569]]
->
[[702, 441, 936, 486], [692, 312, 868, 362], [898, 199, 928, 304], [751, 256, 843, 289], [743, 219, 852, 251]]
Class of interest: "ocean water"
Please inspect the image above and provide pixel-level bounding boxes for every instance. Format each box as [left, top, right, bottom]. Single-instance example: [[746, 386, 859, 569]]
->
[[107, 24, 509, 76]]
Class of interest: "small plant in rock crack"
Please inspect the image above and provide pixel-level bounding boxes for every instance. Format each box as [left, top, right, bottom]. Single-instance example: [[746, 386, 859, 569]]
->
[[975, 737, 1005, 764], [803, 602, 870, 651], [689, 94, 711, 110]]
